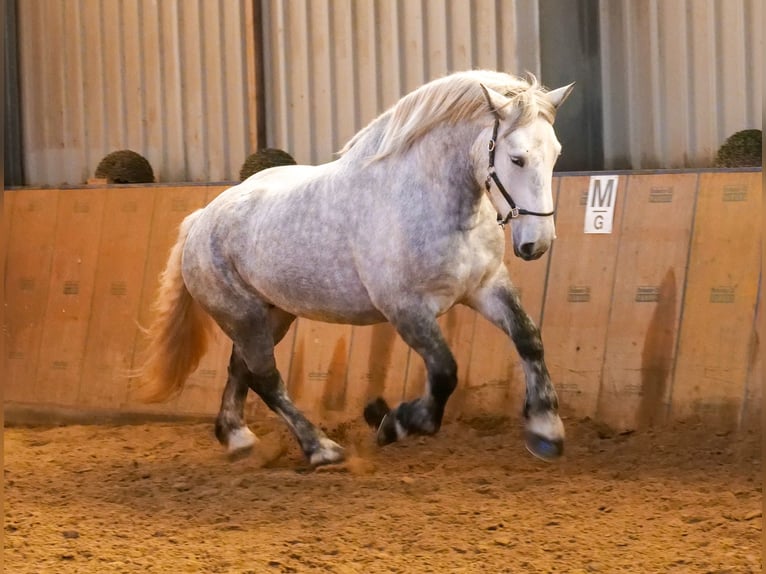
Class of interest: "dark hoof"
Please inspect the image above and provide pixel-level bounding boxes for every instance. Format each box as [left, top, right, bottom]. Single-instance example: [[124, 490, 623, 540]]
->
[[364, 397, 391, 428], [524, 431, 564, 461], [375, 413, 400, 446]]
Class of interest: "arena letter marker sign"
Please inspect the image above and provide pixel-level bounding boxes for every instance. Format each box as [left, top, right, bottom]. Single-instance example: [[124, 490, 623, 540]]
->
[[584, 175, 619, 234]]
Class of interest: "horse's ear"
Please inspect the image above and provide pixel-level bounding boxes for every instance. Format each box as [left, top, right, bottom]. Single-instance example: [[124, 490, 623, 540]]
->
[[479, 83, 509, 119], [545, 82, 576, 109]]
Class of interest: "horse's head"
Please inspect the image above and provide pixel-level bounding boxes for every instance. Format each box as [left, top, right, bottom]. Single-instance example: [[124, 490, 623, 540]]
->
[[475, 81, 574, 261]]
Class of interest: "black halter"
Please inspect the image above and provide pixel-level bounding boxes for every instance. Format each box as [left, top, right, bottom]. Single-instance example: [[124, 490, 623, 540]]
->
[[484, 118, 556, 226]]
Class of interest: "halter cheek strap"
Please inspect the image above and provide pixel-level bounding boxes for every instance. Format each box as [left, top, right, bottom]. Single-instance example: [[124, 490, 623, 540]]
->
[[484, 118, 556, 226]]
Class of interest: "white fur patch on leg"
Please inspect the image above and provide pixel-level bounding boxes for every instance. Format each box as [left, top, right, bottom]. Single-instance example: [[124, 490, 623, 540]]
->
[[526, 412, 565, 441], [228, 426, 257, 454], [309, 437, 345, 466]]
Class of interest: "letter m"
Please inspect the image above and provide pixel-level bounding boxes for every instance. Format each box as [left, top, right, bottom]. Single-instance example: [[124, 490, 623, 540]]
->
[[590, 179, 615, 207]]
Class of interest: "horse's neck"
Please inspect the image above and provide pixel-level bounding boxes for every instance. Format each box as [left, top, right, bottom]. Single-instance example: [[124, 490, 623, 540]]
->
[[339, 119, 488, 228], [395, 123, 485, 223]]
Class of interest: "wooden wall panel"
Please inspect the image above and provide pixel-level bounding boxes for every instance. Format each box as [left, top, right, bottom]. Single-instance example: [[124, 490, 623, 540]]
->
[[672, 172, 762, 427], [35, 189, 106, 406], [541, 176, 626, 419], [4, 190, 59, 403], [78, 188, 156, 409], [1, 192, 11, 393], [287, 320, 354, 424], [1, 191, 13, 258], [5, 173, 760, 429], [597, 174, 697, 430], [739, 281, 761, 429]]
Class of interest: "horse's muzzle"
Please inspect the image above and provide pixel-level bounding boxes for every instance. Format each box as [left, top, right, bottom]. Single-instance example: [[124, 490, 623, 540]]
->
[[515, 242, 547, 261]]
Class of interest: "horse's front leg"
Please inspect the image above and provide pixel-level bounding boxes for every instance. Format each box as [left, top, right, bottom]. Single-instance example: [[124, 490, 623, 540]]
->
[[466, 270, 564, 460], [364, 308, 457, 444]]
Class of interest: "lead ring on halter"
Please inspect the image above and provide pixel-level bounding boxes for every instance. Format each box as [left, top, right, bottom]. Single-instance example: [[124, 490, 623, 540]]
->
[[484, 118, 556, 226]]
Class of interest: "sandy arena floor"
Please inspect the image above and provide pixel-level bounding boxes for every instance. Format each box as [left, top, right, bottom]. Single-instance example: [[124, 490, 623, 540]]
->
[[4, 415, 762, 573]]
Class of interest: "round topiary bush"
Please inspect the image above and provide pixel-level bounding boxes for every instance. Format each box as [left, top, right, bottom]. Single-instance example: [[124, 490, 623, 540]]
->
[[714, 129, 762, 168], [239, 148, 296, 181], [95, 150, 155, 183]]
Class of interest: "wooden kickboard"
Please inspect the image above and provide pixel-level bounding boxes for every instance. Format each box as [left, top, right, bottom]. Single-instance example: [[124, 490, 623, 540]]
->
[[1, 189, 13, 262], [671, 171, 762, 428], [35, 189, 106, 406], [0, 192, 11, 399], [461, 178, 560, 418], [125, 186, 210, 413], [287, 319, 354, 423], [597, 174, 697, 430], [4, 190, 60, 403], [344, 322, 412, 420], [78, 187, 156, 409], [541, 175, 626, 419], [739, 279, 761, 430]]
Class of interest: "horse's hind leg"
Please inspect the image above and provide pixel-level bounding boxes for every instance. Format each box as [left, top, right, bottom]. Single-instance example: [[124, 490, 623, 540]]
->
[[217, 307, 344, 466], [248, 369, 345, 466], [214, 307, 294, 456], [215, 350, 258, 455], [365, 307, 457, 444], [466, 270, 564, 461]]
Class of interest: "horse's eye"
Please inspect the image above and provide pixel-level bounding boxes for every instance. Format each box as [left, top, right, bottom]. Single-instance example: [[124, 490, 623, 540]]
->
[[511, 156, 525, 168]]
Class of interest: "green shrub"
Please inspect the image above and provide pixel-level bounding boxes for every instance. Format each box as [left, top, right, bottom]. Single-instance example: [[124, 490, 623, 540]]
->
[[95, 150, 155, 183], [240, 148, 296, 181], [714, 129, 762, 167]]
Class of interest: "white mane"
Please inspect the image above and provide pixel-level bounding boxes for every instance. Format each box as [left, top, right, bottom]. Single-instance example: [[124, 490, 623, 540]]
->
[[340, 70, 556, 161]]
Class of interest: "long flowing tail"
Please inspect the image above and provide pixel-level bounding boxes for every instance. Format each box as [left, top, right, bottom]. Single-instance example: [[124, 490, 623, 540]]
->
[[137, 210, 213, 402]]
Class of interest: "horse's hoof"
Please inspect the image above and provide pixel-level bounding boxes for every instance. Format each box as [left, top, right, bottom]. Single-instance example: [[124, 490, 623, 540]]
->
[[309, 437, 346, 467], [375, 413, 403, 446], [525, 431, 564, 461], [226, 427, 257, 459], [524, 411, 565, 461], [364, 397, 391, 428]]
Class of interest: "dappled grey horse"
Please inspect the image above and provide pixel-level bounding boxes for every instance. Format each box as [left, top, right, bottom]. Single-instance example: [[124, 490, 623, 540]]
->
[[138, 70, 574, 466]]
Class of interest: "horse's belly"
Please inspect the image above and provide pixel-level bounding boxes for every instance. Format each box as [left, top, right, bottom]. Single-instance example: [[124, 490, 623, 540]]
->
[[245, 257, 387, 325], [259, 286, 386, 325]]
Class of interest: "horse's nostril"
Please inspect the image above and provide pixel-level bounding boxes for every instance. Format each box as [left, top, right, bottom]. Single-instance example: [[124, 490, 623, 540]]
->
[[519, 243, 536, 258]]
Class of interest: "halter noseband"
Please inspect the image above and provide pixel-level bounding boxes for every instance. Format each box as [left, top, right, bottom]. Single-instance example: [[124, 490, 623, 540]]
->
[[484, 118, 556, 226]]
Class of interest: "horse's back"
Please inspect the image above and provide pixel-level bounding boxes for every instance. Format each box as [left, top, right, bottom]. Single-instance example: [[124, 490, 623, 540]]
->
[[182, 162, 386, 324]]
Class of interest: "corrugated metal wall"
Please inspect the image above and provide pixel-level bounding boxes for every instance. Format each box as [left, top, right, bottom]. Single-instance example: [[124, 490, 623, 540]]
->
[[14, 0, 762, 184], [600, 0, 763, 169], [261, 0, 542, 165], [17, 0, 257, 185]]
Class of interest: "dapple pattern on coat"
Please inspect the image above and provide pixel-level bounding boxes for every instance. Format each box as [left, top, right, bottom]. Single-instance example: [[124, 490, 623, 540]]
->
[[137, 70, 574, 465]]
